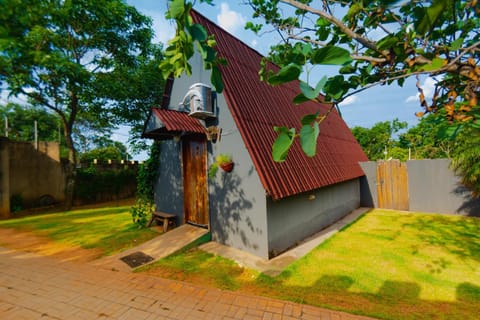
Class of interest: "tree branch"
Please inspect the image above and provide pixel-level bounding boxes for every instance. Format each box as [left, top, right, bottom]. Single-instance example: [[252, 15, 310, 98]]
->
[[351, 54, 387, 63], [280, 0, 388, 56]]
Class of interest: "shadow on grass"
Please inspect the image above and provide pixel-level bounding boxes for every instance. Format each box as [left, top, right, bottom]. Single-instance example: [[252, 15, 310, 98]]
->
[[255, 275, 480, 320], [402, 214, 480, 264]]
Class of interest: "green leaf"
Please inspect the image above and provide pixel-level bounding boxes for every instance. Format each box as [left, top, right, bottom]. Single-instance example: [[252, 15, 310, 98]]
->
[[301, 113, 318, 126], [166, 0, 185, 19], [300, 122, 320, 157], [449, 37, 464, 50], [339, 64, 356, 74], [316, 17, 330, 27], [437, 124, 462, 140], [420, 57, 445, 71], [211, 65, 224, 93], [323, 75, 346, 100], [311, 46, 352, 65], [300, 81, 316, 100], [293, 93, 311, 105], [416, 0, 449, 35], [188, 24, 207, 42], [268, 63, 301, 86], [299, 76, 327, 100], [245, 22, 262, 33], [377, 36, 399, 51], [272, 127, 296, 162], [347, 3, 363, 18]]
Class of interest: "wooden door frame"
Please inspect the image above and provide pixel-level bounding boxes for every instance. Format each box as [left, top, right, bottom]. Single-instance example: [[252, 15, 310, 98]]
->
[[181, 135, 209, 228]]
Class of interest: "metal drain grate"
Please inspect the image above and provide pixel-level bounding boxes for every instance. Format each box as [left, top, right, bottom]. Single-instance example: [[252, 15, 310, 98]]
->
[[119, 251, 154, 268]]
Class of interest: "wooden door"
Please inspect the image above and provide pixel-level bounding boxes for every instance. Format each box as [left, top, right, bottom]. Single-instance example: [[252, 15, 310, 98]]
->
[[376, 160, 409, 210], [182, 137, 209, 227]]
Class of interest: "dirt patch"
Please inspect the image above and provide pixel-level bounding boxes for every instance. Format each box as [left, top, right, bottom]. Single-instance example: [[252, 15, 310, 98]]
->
[[0, 228, 103, 263]]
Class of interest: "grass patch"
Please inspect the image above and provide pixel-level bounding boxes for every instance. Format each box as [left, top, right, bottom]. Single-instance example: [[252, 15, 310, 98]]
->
[[139, 209, 480, 320], [0, 205, 157, 256]]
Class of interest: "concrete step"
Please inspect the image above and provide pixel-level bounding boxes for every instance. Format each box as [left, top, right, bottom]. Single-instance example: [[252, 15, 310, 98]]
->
[[91, 224, 209, 272]]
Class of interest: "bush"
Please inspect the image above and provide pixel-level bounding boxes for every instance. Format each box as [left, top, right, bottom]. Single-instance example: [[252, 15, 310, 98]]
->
[[131, 142, 160, 228], [75, 166, 137, 203]]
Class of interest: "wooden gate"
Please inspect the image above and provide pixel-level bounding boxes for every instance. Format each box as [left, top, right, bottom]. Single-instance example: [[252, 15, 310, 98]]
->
[[376, 160, 409, 210], [182, 137, 209, 227]]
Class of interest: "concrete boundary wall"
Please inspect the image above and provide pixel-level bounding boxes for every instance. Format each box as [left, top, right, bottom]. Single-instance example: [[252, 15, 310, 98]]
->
[[9, 140, 66, 211], [360, 159, 480, 216]]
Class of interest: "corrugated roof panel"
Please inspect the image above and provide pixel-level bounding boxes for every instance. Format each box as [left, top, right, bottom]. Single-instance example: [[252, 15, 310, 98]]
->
[[152, 108, 206, 134], [191, 11, 368, 200]]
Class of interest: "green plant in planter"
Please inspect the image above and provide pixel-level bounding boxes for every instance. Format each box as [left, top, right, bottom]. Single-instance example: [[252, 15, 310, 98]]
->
[[208, 153, 234, 179]]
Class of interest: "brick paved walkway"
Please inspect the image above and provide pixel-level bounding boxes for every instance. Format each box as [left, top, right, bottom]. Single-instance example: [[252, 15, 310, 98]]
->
[[0, 247, 375, 320]]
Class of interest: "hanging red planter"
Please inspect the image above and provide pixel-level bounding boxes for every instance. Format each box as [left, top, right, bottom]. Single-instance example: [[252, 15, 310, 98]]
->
[[219, 161, 234, 172]]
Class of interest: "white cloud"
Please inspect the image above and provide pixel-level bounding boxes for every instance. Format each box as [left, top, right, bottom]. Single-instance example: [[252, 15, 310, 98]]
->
[[339, 95, 358, 107], [251, 39, 258, 48], [405, 77, 436, 103], [217, 3, 246, 33]]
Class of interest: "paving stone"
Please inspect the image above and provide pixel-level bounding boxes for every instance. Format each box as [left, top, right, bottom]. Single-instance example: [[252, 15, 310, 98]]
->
[[0, 246, 376, 320]]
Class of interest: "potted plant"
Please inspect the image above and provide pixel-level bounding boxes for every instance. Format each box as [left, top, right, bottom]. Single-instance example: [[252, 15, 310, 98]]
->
[[208, 153, 234, 178]]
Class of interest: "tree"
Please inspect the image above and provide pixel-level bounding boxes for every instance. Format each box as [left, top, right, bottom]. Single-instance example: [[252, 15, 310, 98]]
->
[[398, 114, 457, 159], [351, 119, 407, 160], [162, 0, 479, 161], [0, 103, 60, 142], [0, 0, 156, 208], [79, 140, 129, 163]]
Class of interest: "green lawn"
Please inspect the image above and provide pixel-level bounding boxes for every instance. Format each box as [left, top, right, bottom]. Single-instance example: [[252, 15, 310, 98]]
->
[[139, 209, 480, 320], [0, 205, 157, 256]]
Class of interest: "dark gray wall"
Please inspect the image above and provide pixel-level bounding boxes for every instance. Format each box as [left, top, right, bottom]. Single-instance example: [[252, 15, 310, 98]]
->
[[266, 178, 361, 257], [207, 82, 269, 259], [407, 159, 480, 216], [154, 140, 185, 225], [359, 161, 378, 208]]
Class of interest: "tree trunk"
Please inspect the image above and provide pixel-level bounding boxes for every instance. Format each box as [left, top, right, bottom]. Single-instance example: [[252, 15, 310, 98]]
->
[[63, 118, 77, 210]]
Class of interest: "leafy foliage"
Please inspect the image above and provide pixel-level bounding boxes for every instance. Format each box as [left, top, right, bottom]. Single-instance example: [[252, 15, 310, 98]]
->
[[163, 0, 479, 163], [75, 166, 137, 204], [160, 0, 224, 93], [131, 142, 161, 228]]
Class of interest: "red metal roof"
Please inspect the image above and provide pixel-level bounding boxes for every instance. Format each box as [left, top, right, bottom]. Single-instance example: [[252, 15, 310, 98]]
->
[[152, 108, 206, 134], [191, 11, 368, 200]]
